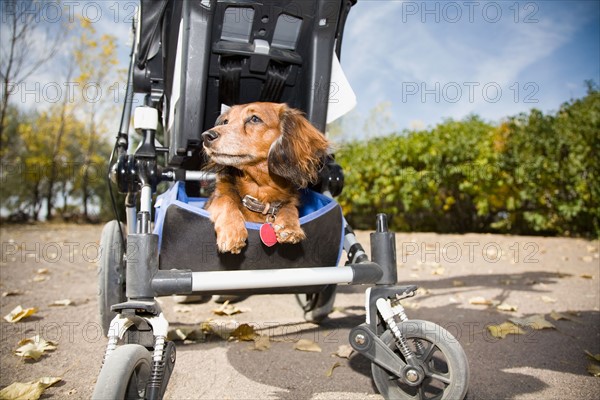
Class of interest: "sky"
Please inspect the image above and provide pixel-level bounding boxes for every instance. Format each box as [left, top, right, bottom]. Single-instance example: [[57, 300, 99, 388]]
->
[[338, 0, 600, 138], [2, 0, 599, 141]]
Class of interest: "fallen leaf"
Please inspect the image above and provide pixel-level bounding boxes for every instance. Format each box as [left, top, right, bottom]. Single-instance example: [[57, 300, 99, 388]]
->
[[587, 245, 598, 253], [326, 361, 341, 377], [2, 291, 24, 297], [3, 306, 38, 323], [48, 299, 74, 307], [331, 345, 354, 359], [580, 274, 593, 279], [211, 301, 249, 316], [293, 339, 322, 353], [0, 376, 61, 400], [549, 311, 575, 321], [166, 327, 205, 342], [469, 297, 493, 306], [35, 268, 49, 275], [452, 280, 465, 287], [230, 324, 256, 341], [431, 267, 445, 276], [15, 335, 57, 361], [541, 296, 557, 303], [487, 322, 526, 339], [585, 350, 600, 362], [510, 314, 555, 330], [497, 303, 518, 312], [587, 363, 600, 377], [252, 335, 270, 351], [33, 276, 48, 283]]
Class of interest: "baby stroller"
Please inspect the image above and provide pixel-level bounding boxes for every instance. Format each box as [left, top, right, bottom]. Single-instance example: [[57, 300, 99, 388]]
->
[[93, 1, 469, 399]]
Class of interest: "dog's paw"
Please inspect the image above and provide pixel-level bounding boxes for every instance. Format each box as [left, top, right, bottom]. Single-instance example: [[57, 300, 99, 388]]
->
[[215, 218, 248, 254], [273, 223, 305, 244]]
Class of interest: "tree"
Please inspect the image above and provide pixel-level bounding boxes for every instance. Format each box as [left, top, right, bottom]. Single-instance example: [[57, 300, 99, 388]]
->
[[72, 16, 119, 221], [0, 0, 64, 150]]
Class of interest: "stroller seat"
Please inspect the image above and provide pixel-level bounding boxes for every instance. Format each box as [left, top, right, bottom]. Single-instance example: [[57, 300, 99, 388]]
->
[[153, 182, 344, 294]]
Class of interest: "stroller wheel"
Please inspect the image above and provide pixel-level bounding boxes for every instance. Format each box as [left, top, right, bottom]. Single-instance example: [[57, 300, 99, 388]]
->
[[98, 220, 126, 337], [371, 320, 469, 400], [296, 284, 337, 324], [92, 344, 152, 400]]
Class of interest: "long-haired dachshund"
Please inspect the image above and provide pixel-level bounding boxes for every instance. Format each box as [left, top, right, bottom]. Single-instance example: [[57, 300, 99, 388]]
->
[[202, 102, 329, 254]]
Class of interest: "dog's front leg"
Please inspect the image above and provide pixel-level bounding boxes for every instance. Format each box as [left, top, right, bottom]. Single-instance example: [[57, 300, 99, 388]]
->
[[206, 188, 248, 254], [273, 203, 306, 244]]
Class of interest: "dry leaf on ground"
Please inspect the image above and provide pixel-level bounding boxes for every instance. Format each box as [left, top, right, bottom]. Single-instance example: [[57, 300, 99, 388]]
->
[[293, 339, 322, 353], [431, 267, 445, 276], [497, 303, 518, 312], [469, 297, 494, 306], [230, 324, 256, 341], [2, 291, 24, 297], [252, 335, 271, 351], [35, 268, 49, 275], [580, 274, 593, 279], [510, 314, 555, 330], [541, 296, 557, 304], [48, 299, 74, 307], [487, 322, 526, 339], [3, 306, 38, 323], [0, 376, 61, 400], [167, 327, 205, 342], [15, 335, 57, 361], [331, 344, 354, 359], [211, 301, 249, 316], [452, 280, 465, 287], [587, 363, 600, 377], [326, 361, 341, 377], [585, 350, 600, 362], [550, 311, 578, 321]]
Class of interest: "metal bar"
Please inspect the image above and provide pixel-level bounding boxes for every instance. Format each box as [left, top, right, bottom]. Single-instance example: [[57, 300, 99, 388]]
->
[[187, 262, 382, 292], [185, 171, 216, 181], [191, 267, 353, 291]]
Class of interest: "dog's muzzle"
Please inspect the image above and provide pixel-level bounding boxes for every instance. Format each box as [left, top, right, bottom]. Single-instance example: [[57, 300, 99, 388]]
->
[[202, 130, 219, 146]]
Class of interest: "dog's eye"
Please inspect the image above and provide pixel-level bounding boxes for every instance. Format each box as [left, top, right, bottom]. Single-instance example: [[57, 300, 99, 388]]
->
[[221, 119, 229, 125], [247, 115, 262, 124]]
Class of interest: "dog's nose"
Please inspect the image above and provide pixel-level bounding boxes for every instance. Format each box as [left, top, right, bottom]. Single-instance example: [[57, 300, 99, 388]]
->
[[202, 130, 219, 146]]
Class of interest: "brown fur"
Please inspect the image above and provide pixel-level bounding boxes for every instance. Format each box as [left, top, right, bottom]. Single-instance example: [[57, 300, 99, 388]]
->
[[203, 102, 329, 253]]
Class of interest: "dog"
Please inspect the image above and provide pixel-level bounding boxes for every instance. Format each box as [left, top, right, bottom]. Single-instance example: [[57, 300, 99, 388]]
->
[[202, 102, 329, 254]]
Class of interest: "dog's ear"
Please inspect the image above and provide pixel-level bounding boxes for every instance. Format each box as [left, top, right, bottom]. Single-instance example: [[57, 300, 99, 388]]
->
[[268, 105, 329, 188]]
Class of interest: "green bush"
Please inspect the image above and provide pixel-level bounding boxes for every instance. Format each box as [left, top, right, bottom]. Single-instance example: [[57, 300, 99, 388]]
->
[[336, 85, 600, 237]]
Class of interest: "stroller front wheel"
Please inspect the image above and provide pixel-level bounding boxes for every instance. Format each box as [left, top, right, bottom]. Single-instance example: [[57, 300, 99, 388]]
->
[[371, 320, 469, 400], [92, 344, 152, 400]]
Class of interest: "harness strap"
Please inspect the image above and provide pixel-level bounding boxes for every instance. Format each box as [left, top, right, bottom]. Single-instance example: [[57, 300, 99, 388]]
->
[[218, 56, 243, 106], [259, 62, 291, 102]]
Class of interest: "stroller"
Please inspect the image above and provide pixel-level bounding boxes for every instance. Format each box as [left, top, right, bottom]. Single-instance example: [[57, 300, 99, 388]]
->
[[93, 1, 469, 399]]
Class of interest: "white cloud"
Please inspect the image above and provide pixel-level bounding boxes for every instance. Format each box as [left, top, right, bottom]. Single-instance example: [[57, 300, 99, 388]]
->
[[339, 0, 598, 137]]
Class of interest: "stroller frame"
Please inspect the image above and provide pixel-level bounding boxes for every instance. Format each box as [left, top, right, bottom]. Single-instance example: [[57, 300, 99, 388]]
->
[[93, 1, 469, 399]]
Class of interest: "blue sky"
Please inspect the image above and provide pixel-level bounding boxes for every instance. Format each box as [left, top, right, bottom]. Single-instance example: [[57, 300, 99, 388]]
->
[[338, 0, 600, 138], [3, 0, 599, 141]]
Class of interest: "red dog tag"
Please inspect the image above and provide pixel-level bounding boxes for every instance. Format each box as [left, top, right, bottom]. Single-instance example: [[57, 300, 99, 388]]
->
[[260, 223, 278, 247]]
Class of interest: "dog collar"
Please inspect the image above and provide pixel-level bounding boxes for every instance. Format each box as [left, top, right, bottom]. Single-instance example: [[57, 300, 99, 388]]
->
[[242, 195, 283, 220]]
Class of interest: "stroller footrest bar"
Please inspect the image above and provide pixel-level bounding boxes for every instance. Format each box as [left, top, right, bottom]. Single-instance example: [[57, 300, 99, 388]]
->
[[185, 264, 382, 293]]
